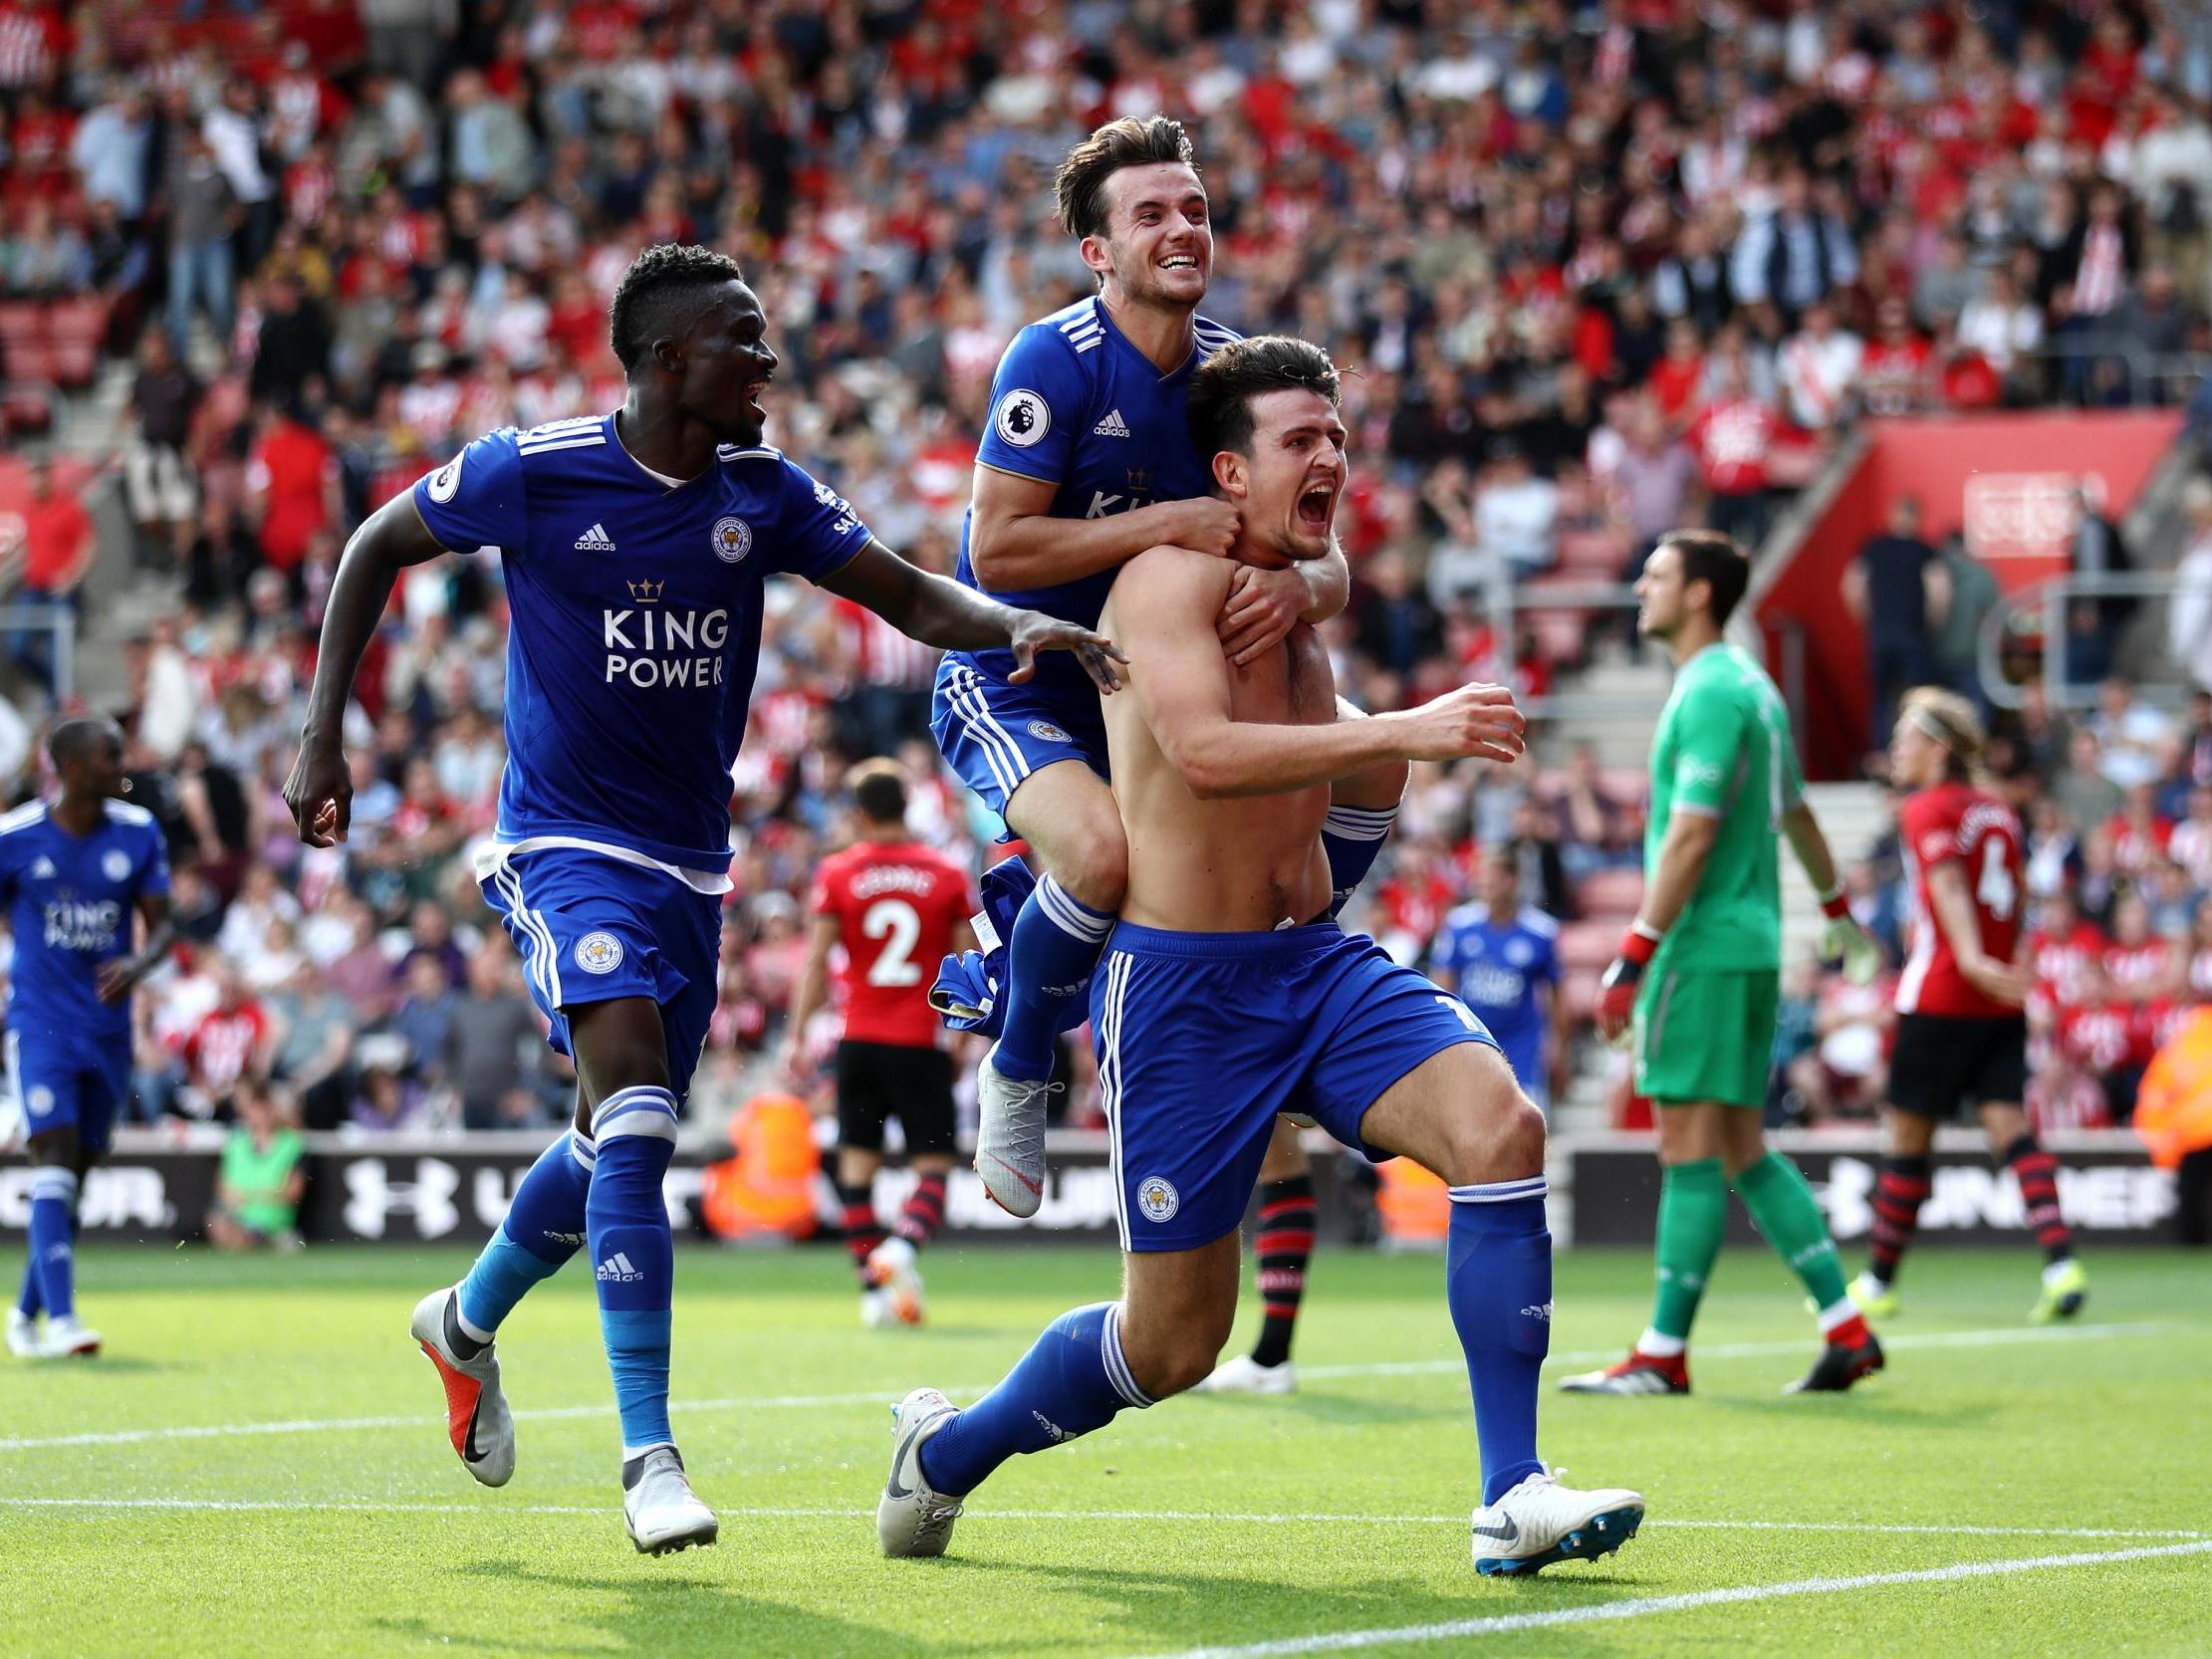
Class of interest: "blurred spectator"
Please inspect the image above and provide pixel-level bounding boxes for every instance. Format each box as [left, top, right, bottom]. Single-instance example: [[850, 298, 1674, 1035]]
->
[[1551, 743, 1638, 876], [1929, 534, 2000, 704], [206, 1079, 306, 1252], [348, 1040, 424, 1134], [6, 457, 94, 686], [1473, 439, 1558, 582], [123, 332, 202, 565], [2093, 676, 2177, 791], [267, 959, 357, 1131], [1354, 550, 1443, 681], [165, 126, 238, 357], [388, 952, 458, 1084], [1845, 496, 1941, 758], [2169, 481, 2212, 692], [180, 961, 275, 1119], [1778, 300, 1863, 434], [449, 944, 543, 1130]]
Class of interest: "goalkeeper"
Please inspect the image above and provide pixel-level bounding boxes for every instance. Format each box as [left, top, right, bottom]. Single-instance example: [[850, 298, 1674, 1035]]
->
[[1562, 530, 1886, 1398]]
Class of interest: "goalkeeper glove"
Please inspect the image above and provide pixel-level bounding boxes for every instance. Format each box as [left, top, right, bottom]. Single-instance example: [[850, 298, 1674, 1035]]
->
[[1818, 887, 1882, 986], [1597, 922, 1662, 1048]]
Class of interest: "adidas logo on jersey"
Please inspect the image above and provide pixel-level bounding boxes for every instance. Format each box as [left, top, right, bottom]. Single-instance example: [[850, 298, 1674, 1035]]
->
[[596, 1252, 643, 1283], [1092, 408, 1131, 437], [574, 522, 617, 552], [30, 857, 55, 879]]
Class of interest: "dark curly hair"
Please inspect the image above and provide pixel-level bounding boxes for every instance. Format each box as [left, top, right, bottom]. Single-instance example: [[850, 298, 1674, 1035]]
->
[[608, 244, 747, 373], [1186, 335, 1341, 463]]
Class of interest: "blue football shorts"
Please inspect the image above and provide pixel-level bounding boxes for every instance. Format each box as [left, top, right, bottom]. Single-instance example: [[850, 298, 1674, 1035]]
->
[[476, 842, 725, 1101], [1091, 921, 1500, 1253], [6, 1029, 130, 1154], [930, 653, 1108, 829]]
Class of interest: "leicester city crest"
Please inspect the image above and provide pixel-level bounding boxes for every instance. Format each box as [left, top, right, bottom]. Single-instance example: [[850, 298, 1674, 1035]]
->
[[711, 516, 754, 564]]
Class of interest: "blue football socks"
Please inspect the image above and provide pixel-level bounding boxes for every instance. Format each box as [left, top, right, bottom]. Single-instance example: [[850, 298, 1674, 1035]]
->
[[27, 1167, 77, 1321], [918, 1302, 1150, 1497], [992, 874, 1113, 1081], [588, 1085, 680, 1458], [1322, 802, 1399, 917], [456, 1128, 595, 1342], [1446, 1177, 1552, 1504]]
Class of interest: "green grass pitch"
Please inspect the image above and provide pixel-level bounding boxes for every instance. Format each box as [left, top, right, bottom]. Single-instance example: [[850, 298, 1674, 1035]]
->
[[5, 1242, 2209, 1659]]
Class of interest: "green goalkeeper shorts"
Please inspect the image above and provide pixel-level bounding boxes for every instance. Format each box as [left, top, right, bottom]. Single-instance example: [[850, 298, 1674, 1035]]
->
[[1633, 964, 1778, 1109]]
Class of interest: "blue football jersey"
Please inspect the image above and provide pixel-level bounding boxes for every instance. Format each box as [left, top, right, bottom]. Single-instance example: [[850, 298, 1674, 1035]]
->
[[957, 296, 1240, 700], [413, 415, 873, 875], [0, 798, 170, 1042], [1432, 904, 1560, 1087]]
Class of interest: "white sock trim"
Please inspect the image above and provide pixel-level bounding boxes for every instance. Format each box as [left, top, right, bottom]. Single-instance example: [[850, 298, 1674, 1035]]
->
[[592, 1085, 679, 1141], [28, 1166, 78, 1202], [1323, 804, 1400, 840], [1816, 1298, 1859, 1335], [454, 1301, 496, 1345], [1035, 874, 1115, 942], [1101, 1304, 1153, 1409], [1636, 1327, 1687, 1358], [621, 1440, 676, 1465], [1447, 1176, 1548, 1204]]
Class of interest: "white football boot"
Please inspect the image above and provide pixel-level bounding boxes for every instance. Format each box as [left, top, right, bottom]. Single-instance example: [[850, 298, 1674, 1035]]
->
[[865, 1236, 926, 1325], [1191, 1354, 1297, 1396], [621, 1446, 718, 1555], [7, 1309, 40, 1357], [37, 1315, 100, 1357], [877, 1386, 964, 1558], [973, 1050, 1060, 1218], [409, 1288, 515, 1487], [1470, 1467, 1644, 1576]]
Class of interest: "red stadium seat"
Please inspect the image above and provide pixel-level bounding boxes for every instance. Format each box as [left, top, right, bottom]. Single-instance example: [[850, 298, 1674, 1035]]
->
[[0, 300, 39, 349], [1562, 968, 1601, 1022], [1556, 922, 1617, 971], [1576, 866, 1644, 919]]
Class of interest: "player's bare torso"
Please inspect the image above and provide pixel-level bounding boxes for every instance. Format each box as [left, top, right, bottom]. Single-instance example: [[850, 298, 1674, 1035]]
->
[[1100, 555, 1336, 933]]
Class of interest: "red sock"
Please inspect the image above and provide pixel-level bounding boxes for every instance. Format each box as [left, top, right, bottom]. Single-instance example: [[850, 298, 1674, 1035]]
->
[[1825, 1310, 1872, 1349], [837, 1181, 885, 1286], [893, 1173, 948, 1249], [1869, 1155, 1932, 1284], [2004, 1136, 2075, 1263]]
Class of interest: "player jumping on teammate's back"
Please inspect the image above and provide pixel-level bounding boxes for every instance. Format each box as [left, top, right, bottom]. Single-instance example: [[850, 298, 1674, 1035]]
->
[[1562, 531, 1886, 1399], [1851, 689, 2087, 1324], [935, 117, 1404, 1224], [282, 244, 1120, 1556], [3, 719, 173, 1362], [782, 760, 977, 1328], [883, 337, 1643, 1576]]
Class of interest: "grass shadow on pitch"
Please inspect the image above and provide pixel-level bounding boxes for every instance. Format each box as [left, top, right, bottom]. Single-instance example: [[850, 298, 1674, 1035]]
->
[[374, 1557, 933, 1659], [1187, 1390, 1465, 1429], [1702, 1393, 1988, 1429], [1000, 1557, 1662, 1656]]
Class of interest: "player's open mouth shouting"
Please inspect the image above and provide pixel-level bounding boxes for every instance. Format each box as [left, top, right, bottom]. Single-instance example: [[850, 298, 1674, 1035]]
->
[[1296, 478, 1337, 533], [744, 374, 773, 423]]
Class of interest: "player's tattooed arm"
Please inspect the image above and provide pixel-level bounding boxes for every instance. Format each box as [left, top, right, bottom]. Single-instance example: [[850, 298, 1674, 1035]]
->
[[283, 494, 449, 847], [1217, 539, 1351, 666], [820, 539, 1128, 693]]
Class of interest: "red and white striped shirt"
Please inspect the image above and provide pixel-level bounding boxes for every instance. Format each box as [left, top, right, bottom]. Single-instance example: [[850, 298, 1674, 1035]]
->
[[2072, 224, 2125, 316], [0, 5, 60, 90], [838, 598, 938, 691]]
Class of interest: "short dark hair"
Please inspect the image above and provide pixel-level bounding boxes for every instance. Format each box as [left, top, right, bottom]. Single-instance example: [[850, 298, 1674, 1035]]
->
[[47, 716, 118, 771], [1659, 528, 1751, 627], [1055, 117, 1198, 241], [608, 243, 746, 373], [1186, 336, 1340, 466], [846, 758, 907, 827]]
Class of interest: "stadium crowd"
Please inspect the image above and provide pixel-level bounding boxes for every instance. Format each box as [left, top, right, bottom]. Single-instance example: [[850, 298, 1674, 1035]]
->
[[4, 0, 2212, 1140]]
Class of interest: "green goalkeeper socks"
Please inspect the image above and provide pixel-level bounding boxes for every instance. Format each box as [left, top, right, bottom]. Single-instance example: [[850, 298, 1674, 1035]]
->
[[1734, 1151, 1849, 1313], [1648, 1158, 1727, 1345]]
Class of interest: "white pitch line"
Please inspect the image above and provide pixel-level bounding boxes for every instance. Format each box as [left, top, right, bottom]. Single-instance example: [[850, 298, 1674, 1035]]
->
[[2, 1499, 2202, 1543], [0, 1321, 2177, 1455], [1115, 1540, 2212, 1659]]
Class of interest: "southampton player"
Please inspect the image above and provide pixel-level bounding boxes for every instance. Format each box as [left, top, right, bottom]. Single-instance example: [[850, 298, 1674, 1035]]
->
[[3, 718, 173, 1360], [282, 245, 1117, 1555], [1851, 689, 2087, 1322], [1562, 532, 1887, 1397], [881, 338, 1643, 1576], [1432, 850, 1571, 1111], [782, 760, 976, 1327], [934, 117, 1404, 1227]]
